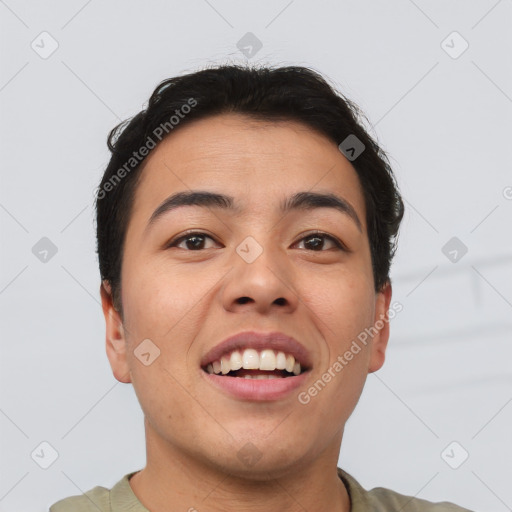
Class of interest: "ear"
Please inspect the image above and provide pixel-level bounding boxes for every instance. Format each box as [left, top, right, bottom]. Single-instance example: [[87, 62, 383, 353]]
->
[[100, 280, 132, 383], [367, 281, 392, 374]]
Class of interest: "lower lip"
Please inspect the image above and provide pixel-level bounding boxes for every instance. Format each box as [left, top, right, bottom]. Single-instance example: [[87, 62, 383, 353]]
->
[[201, 370, 309, 401]]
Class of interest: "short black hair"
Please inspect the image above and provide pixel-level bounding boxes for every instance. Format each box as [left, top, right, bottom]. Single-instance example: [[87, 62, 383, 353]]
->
[[95, 63, 404, 316]]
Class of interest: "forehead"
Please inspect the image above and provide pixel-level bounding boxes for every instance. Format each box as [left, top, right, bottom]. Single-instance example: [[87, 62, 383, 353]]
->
[[130, 113, 366, 226]]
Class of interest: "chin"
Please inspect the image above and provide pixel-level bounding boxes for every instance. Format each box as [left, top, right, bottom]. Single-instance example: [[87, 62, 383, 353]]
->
[[194, 432, 313, 481], [209, 451, 307, 482]]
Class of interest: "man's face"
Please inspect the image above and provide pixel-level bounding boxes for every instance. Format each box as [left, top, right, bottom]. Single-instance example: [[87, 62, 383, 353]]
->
[[102, 113, 391, 478]]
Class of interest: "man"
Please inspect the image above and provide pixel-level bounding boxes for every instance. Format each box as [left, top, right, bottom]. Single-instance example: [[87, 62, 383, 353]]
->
[[50, 64, 473, 511]]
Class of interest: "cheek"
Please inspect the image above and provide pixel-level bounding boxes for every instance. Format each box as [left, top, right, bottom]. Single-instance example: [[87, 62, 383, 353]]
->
[[297, 277, 373, 438], [121, 254, 196, 338], [120, 254, 216, 384], [304, 267, 375, 337], [302, 267, 375, 408]]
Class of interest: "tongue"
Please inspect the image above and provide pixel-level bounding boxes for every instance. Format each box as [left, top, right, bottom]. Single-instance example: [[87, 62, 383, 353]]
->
[[232, 369, 288, 378]]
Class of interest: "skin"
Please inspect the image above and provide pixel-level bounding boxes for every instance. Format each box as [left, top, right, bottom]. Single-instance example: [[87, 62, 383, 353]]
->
[[100, 113, 392, 512]]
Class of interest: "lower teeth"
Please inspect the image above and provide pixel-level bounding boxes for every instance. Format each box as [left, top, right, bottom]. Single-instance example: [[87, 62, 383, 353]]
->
[[242, 374, 282, 379], [203, 367, 297, 378]]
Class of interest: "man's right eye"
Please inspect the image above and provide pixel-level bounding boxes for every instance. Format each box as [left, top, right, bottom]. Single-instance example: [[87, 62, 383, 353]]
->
[[167, 231, 218, 250]]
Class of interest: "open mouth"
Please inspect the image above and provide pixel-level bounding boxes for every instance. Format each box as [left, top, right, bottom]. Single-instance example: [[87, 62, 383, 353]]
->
[[202, 348, 307, 379]]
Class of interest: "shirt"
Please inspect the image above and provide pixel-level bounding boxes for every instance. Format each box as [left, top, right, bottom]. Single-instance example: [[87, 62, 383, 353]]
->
[[49, 467, 474, 511]]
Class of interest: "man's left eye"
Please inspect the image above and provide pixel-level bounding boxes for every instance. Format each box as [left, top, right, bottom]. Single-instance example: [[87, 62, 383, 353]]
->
[[294, 233, 344, 251]]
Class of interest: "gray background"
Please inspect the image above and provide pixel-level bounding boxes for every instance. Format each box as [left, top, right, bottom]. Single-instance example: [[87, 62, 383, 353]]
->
[[1, 1, 511, 510]]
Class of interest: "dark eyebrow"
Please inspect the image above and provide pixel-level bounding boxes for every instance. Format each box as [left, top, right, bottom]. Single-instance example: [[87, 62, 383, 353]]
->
[[282, 191, 362, 232], [146, 191, 239, 231], [146, 190, 362, 233]]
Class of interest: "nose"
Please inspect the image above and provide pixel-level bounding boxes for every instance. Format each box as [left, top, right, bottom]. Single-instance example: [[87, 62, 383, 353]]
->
[[221, 238, 299, 315]]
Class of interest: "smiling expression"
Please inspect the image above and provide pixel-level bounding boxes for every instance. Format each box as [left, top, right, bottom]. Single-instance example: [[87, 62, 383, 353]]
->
[[101, 112, 392, 478]]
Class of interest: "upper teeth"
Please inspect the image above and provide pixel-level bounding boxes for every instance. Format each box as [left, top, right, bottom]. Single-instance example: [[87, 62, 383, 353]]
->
[[206, 349, 301, 376]]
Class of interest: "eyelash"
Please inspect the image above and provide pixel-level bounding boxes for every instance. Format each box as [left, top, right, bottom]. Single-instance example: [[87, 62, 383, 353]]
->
[[167, 230, 346, 251]]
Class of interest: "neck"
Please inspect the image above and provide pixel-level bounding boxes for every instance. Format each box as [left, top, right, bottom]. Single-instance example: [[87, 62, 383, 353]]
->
[[129, 420, 351, 512]]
